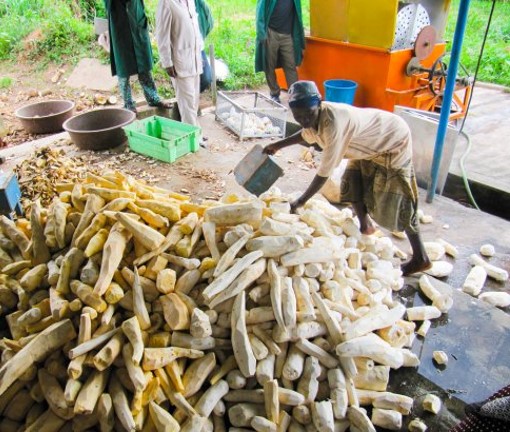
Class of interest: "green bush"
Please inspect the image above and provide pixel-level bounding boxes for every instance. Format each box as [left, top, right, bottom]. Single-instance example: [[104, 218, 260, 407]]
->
[[29, 5, 94, 64], [446, 0, 510, 87], [0, 0, 44, 59], [79, 0, 106, 21], [0, 32, 13, 58], [0, 77, 13, 89]]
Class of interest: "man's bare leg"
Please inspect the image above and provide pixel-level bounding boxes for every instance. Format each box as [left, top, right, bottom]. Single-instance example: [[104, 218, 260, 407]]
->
[[402, 229, 432, 275], [352, 202, 376, 235]]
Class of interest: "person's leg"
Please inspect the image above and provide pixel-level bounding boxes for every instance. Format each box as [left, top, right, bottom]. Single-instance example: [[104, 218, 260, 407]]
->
[[199, 50, 212, 93], [402, 228, 431, 275], [118, 76, 136, 112], [351, 201, 376, 235], [339, 161, 375, 233], [279, 33, 298, 89], [173, 75, 199, 127], [264, 28, 281, 100], [139, 71, 171, 109]]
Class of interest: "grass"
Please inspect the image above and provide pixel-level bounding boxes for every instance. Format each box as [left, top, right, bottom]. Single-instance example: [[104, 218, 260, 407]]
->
[[0, 77, 13, 89], [446, 0, 510, 87], [0, 0, 508, 88], [0, 0, 95, 65]]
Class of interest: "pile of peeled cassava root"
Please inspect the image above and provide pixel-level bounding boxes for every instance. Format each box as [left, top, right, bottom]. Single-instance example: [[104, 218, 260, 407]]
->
[[0, 170, 481, 432]]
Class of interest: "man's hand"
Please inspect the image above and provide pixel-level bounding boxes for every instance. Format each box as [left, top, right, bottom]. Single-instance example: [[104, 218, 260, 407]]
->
[[262, 143, 279, 155], [165, 66, 177, 78], [290, 198, 304, 214]]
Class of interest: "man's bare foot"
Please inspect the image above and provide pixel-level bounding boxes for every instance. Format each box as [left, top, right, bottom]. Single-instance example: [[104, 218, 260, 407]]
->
[[401, 258, 432, 276], [360, 217, 376, 235]]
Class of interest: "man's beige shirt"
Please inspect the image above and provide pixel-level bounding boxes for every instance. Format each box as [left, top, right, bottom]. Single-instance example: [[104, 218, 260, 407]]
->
[[302, 102, 413, 178]]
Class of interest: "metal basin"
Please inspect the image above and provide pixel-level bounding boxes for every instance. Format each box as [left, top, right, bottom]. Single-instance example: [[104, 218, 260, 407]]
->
[[15, 100, 75, 134], [63, 108, 136, 151]]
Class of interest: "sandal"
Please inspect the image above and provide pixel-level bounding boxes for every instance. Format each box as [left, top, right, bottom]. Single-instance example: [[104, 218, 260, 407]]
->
[[150, 101, 172, 109]]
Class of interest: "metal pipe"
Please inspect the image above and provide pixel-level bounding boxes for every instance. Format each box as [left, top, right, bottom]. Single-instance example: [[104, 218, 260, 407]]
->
[[209, 43, 217, 105], [426, 0, 471, 202]]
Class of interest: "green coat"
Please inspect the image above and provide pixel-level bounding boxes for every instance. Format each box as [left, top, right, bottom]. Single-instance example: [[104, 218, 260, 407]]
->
[[104, 0, 154, 78], [255, 0, 305, 73], [195, 0, 214, 39]]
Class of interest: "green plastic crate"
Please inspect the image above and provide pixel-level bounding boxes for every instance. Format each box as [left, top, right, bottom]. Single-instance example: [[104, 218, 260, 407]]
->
[[124, 116, 201, 163]]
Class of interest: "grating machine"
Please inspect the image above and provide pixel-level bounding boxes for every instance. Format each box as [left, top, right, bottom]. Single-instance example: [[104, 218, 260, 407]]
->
[[277, 0, 472, 119]]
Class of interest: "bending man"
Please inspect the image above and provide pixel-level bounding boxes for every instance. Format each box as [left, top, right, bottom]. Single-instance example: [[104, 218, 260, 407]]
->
[[263, 81, 431, 275]]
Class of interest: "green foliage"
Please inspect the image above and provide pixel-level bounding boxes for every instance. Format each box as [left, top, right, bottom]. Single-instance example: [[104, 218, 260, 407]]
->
[[446, 0, 510, 87], [0, 0, 508, 89], [209, 15, 265, 89], [0, 0, 94, 63], [204, 0, 309, 89], [0, 0, 44, 59], [0, 32, 13, 58], [28, 4, 94, 64], [79, 0, 106, 21], [0, 77, 13, 89]]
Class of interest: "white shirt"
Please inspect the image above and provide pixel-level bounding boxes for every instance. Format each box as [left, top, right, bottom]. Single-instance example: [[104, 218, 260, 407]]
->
[[302, 102, 413, 177], [156, 0, 204, 77]]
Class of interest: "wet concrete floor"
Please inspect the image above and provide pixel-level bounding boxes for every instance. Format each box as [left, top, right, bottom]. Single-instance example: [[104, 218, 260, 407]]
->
[[444, 84, 510, 220]]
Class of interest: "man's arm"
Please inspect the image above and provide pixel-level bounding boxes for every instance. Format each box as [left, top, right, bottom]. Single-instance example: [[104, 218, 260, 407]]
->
[[262, 130, 307, 155], [291, 174, 328, 213], [255, 0, 268, 41]]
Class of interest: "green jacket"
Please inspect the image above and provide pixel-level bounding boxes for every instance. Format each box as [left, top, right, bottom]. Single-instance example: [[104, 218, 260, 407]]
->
[[255, 0, 305, 73], [195, 0, 214, 39], [104, 0, 154, 78]]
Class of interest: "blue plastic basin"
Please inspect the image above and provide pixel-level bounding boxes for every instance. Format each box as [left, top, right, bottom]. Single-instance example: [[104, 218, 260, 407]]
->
[[324, 79, 358, 105]]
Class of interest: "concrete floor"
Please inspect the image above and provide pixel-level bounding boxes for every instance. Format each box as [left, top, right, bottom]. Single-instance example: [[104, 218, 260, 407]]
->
[[452, 84, 510, 194], [1, 94, 509, 431], [444, 84, 510, 219]]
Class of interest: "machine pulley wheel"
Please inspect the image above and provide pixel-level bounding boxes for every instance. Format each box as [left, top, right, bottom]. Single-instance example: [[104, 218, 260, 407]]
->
[[428, 55, 448, 96], [414, 25, 437, 60]]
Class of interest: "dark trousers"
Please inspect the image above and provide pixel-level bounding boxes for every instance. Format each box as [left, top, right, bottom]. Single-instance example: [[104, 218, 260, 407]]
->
[[118, 71, 161, 110], [200, 50, 212, 93], [264, 28, 298, 97]]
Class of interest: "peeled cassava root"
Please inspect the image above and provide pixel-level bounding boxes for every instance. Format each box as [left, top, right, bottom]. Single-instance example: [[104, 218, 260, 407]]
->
[[0, 173, 455, 431]]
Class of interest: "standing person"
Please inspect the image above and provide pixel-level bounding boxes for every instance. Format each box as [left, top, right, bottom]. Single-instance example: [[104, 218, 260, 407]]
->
[[255, 0, 305, 104], [195, 0, 214, 93], [104, 0, 171, 113], [155, 0, 203, 128], [263, 81, 431, 275]]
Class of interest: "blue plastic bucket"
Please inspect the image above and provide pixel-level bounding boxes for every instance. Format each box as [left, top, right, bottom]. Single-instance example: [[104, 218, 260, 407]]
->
[[324, 79, 358, 105]]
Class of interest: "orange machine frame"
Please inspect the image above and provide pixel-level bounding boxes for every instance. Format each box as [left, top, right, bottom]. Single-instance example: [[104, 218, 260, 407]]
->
[[277, 36, 470, 118]]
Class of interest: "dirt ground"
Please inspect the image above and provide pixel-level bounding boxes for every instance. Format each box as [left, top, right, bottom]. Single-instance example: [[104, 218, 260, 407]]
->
[[0, 61, 102, 147], [0, 57, 307, 199]]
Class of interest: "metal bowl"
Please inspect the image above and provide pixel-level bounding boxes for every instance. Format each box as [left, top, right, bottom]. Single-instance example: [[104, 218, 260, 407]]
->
[[63, 108, 136, 151], [15, 100, 75, 134]]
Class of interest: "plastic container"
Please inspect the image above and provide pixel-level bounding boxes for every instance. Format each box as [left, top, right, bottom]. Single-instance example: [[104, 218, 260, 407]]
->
[[234, 144, 284, 196], [124, 116, 200, 163], [0, 171, 23, 217], [324, 79, 358, 105], [216, 91, 287, 141]]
